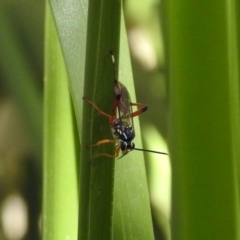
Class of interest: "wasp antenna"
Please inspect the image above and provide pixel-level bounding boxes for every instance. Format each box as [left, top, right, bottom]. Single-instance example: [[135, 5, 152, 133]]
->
[[109, 50, 116, 64], [133, 148, 169, 155], [117, 155, 124, 160], [110, 50, 118, 84], [117, 151, 129, 159]]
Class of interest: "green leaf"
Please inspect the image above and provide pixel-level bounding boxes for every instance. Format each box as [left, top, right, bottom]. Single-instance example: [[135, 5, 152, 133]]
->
[[79, 0, 121, 239], [46, 0, 155, 239], [43, 3, 79, 240], [166, 0, 240, 239], [112, 14, 155, 240], [48, 0, 88, 127]]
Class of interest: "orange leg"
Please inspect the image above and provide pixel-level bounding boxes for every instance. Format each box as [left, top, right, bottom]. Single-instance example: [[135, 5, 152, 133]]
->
[[88, 139, 121, 159], [114, 145, 121, 158], [122, 102, 148, 118], [91, 145, 121, 159], [91, 153, 116, 159], [88, 139, 115, 147], [83, 96, 112, 118]]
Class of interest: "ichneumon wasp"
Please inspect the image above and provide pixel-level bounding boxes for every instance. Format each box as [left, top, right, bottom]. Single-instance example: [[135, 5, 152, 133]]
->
[[83, 51, 168, 159]]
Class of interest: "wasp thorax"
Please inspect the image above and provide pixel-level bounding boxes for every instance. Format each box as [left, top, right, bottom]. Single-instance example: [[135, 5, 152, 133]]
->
[[113, 120, 135, 142]]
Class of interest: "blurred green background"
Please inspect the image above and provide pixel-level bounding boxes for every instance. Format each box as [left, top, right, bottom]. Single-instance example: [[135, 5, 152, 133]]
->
[[0, 0, 44, 239]]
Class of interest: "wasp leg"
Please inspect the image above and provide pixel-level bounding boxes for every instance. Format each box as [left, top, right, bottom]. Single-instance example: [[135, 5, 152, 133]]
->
[[88, 139, 115, 159], [114, 145, 120, 158], [83, 96, 112, 118], [91, 147, 120, 159], [91, 145, 120, 159], [88, 140, 120, 159], [91, 153, 116, 159], [87, 139, 115, 147], [123, 102, 148, 118]]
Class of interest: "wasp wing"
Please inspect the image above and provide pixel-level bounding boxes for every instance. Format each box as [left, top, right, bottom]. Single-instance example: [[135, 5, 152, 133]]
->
[[116, 81, 135, 132]]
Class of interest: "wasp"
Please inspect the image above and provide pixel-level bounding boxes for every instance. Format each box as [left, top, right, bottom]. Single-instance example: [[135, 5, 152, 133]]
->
[[83, 51, 168, 158]]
